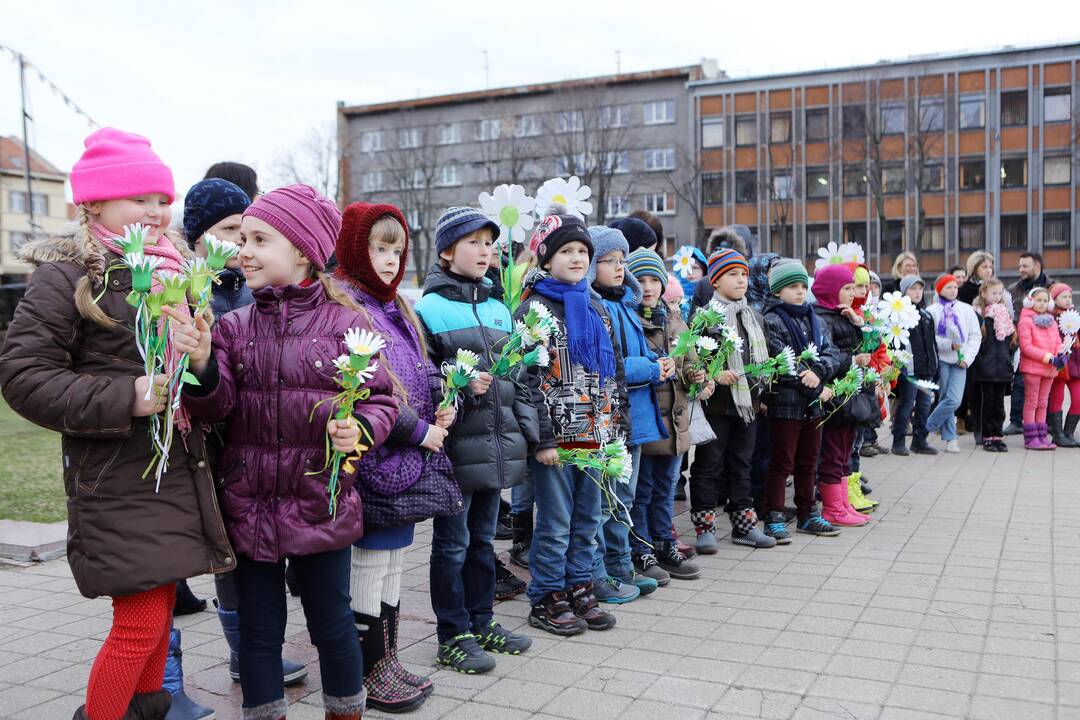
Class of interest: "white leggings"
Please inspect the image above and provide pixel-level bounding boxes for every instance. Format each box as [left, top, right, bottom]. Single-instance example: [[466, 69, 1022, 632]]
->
[[349, 546, 405, 616]]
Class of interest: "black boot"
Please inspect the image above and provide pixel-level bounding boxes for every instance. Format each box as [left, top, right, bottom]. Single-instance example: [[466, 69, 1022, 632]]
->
[[1066, 414, 1080, 447], [354, 611, 425, 713], [1050, 412, 1079, 448], [495, 499, 513, 540], [494, 557, 526, 600], [125, 690, 173, 720], [509, 509, 532, 568], [173, 581, 206, 616]]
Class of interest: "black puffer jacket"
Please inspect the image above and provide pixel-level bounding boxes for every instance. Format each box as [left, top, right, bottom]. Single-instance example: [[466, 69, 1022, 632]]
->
[[414, 265, 538, 493], [762, 297, 842, 421], [813, 305, 861, 377], [906, 308, 939, 381], [970, 316, 1015, 383]]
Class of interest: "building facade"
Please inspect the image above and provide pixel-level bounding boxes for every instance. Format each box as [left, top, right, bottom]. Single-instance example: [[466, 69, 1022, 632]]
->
[[689, 43, 1080, 279], [1, 136, 69, 278], [337, 65, 717, 284]]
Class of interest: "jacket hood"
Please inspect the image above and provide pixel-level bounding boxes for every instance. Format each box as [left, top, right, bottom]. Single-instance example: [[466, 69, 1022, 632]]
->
[[18, 222, 192, 268], [422, 262, 494, 303]]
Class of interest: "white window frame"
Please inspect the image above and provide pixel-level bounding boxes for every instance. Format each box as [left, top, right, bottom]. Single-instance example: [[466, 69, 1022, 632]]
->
[[604, 151, 630, 174], [772, 173, 793, 200], [405, 208, 421, 229], [436, 123, 460, 145], [9, 190, 27, 214], [959, 95, 986, 130], [515, 114, 541, 138], [643, 99, 675, 125], [1044, 155, 1072, 186], [398, 128, 422, 149], [362, 171, 384, 193], [409, 168, 426, 189], [605, 194, 630, 218], [476, 118, 501, 142], [360, 131, 384, 153], [556, 153, 588, 177], [644, 147, 676, 172], [702, 117, 725, 148], [555, 111, 585, 134], [1044, 89, 1072, 123], [600, 105, 630, 129], [644, 191, 675, 215], [437, 163, 462, 187]]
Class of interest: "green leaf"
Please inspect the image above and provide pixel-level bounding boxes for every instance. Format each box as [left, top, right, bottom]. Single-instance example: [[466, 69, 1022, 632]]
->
[[180, 371, 200, 386]]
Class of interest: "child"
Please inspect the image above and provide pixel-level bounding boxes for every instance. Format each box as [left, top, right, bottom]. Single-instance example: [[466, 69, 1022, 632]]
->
[[1048, 283, 1080, 447], [1017, 287, 1063, 450], [519, 211, 629, 636], [891, 276, 940, 456], [970, 278, 1016, 452], [925, 274, 981, 452], [182, 184, 398, 720], [0, 128, 235, 720], [811, 264, 872, 527], [689, 248, 777, 550], [414, 207, 536, 673], [762, 261, 843, 539], [335, 202, 465, 710], [183, 177, 254, 316]]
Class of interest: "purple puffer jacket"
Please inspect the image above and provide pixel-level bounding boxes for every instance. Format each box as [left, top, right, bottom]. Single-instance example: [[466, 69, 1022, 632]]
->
[[344, 281, 461, 529], [184, 282, 397, 562]]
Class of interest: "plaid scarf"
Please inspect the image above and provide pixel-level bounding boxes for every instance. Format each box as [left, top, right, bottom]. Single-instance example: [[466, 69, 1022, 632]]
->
[[712, 294, 768, 423]]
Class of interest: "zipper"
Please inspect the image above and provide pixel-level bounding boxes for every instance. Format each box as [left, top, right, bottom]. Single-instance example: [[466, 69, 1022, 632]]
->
[[472, 284, 504, 480]]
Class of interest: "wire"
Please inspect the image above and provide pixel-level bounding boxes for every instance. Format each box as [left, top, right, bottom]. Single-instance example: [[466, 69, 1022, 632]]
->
[[0, 43, 99, 128]]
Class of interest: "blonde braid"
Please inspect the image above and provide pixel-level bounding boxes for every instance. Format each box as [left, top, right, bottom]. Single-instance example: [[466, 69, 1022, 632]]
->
[[73, 204, 116, 328]]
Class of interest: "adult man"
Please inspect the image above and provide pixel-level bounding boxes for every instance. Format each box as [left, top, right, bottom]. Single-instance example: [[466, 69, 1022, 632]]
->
[[1003, 253, 1054, 435]]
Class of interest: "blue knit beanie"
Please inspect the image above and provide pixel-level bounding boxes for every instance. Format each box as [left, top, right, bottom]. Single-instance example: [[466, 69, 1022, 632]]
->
[[435, 206, 500, 254], [183, 178, 250, 248], [587, 226, 630, 284]]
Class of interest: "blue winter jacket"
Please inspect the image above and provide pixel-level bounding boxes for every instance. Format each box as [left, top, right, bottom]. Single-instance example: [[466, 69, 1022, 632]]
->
[[595, 283, 668, 447], [210, 269, 254, 318]]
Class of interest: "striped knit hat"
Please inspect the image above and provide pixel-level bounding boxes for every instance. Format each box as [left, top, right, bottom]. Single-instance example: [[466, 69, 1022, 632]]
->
[[627, 248, 668, 291], [769, 260, 809, 295], [707, 247, 748, 285], [435, 206, 500, 253]]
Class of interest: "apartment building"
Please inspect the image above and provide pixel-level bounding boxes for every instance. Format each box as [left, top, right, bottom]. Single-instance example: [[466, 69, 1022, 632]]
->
[[0, 136, 69, 278]]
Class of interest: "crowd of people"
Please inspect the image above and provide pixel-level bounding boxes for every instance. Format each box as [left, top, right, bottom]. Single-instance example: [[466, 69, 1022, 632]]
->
[[1, 126, 1077, 720]]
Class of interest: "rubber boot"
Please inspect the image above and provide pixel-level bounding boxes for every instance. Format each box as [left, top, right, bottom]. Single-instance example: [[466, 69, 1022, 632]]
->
[[820, 481, 868, 527], [509, 509, 532, 569], [1038, 422, 1057, 449], [1066, 414, 1080, 447], [846, 473, 878, 514], [163, 629, 214, 720], [384, 603, 433, 697], [354, 611, 425, 713], [1049, 412, 1078, 447], [216, 604, 308, 685]]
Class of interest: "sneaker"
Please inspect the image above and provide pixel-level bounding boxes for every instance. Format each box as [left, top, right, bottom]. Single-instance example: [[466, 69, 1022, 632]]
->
[[945, 439, 960, 453], [475, 620, 532, 655], [797, 513, 841, 537], [568, 583, 616, 630], [435, 634, 495, 674], [728, 508, 777, 549], [911, 443, 939, 455], [592, 576, 640, 604], [494, 558, 525, 601], [655, 540, 702, 579], [614, 569, 659, 596], [632, 552, 671, 587], [859, 444, 879, 458], [983, 439, 1000, 452], [763, 511, 792, 545], [528, 591, 587, 637], [994, 440, 1009, 452], [871, 442, 890, 455]]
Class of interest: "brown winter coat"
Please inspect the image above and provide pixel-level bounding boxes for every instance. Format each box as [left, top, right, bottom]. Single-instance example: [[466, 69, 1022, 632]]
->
[[638, 301, 691, 457], [0, 227, 235, 599]]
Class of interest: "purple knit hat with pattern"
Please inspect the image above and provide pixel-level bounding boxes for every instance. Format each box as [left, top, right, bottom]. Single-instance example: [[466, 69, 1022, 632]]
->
[[243, 184, 341, 271]]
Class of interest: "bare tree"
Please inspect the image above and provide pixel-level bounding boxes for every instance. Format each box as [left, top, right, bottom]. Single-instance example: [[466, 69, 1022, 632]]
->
[[659, 143, 708, 245], [761, 144, 797, 255], [473, 102, 540, 189], [273, 122, 347, 201]]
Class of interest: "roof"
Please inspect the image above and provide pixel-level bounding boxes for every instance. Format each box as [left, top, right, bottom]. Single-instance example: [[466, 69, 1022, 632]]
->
[[339, 65, 706, 117], [0, 136, 66, 178]]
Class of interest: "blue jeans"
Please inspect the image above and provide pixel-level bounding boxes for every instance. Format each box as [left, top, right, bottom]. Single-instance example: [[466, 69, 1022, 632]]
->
[[234, 548, 361, 708], [429, 487, 499, 642], [927, 361, 967, 441], [593, 445, 641, 580], [511, 474, 534, 515], [630, 454, 680, 556], [893, 371, 933, 447], [527, 460, 603, 604]]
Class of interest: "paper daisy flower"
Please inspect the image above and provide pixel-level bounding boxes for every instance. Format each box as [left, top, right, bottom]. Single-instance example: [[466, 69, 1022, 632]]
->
[[157, 270, 189, 306], [125, 254, 164, 293], [117, 223, 147, 256], [672, 246, 697, 279], [1059, 309, 1080, 336], [882, 323, 911, 349], [204, 234, 241, 271], [455, 348, 481, 370], [343, 328, 387, 357], [778, 346, 798, 376], [800, 342, 821, 364], [913, 378, 939, 394], [535, 175, 593, 219], [478, 184, 536, 246], [723, 326, 745, 353], [697, 336, 719, 353], [332, 354, 352, 373], [814, 241, 866, 270]]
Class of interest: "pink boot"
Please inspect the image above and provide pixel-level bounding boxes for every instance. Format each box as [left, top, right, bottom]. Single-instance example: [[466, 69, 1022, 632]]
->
[[820, 481, 868, 527]]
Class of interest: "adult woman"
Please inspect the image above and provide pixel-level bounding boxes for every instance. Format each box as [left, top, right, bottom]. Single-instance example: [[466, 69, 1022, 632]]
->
[[958, 251, 1012, 309], [886, 251, 919, 293]]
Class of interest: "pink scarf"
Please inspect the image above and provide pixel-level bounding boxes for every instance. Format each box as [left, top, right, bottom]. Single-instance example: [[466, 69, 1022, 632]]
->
[[983, 302, 1015, 342]]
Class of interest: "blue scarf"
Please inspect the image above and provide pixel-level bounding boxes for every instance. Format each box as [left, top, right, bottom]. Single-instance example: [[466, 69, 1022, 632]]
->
[[768, 302, 822, 354], [533, 276, 617, 380]]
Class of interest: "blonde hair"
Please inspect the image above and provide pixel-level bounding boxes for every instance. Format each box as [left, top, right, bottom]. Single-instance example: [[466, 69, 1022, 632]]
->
[[965, 250, 994, 280], [367, 215, 428, 365], [891, 251, 918, 281], [73, 204, 118, 329], [973, 277, 1004, 312]]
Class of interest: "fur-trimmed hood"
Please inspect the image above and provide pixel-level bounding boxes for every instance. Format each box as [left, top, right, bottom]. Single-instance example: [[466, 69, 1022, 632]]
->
[[17, 223, 193, 269]]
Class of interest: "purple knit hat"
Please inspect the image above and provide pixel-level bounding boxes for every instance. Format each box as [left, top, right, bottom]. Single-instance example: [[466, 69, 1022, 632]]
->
[[243, 184, 341, 271]]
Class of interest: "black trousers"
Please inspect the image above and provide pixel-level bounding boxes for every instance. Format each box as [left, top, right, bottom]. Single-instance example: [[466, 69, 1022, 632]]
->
[[976, 381, 1008, 439], [689, 413, 756, 513]]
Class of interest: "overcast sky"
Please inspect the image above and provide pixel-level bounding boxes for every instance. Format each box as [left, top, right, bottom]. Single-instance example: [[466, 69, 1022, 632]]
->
[[2, 0, 1078, 207]]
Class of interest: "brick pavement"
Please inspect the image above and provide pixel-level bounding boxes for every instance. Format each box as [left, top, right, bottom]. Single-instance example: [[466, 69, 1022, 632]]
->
[[0, 436, 1076, 719]]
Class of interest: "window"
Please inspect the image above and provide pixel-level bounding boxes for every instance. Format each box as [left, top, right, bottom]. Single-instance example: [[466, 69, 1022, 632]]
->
[[843, 166, 867, 196], [8, 190, 26, 214], [882, 165, 906, 194], [407, 168, 426, 189], [360, 131, 383, 153], [842, 106, 866, 139], [771, 172, 793, 200], [1044, 156, 1071, 185], [881, 104, 905, 135], [605, 195, 630, 218], [1044, 214, 1071, 247], [771, 226, 794, 257], [735, 172, 757, 203], [398, 128, 422, 148], [807, 224, 830, 251], [476, 118, 501, 141], [919, 162, 944, 192], [600, 105, 630, 129], [602, 151, 630, 174], [805, 108, 829, 142], [883, 221, 906, 257], [959, 218, 985, 250], [1000, 157, 1027, 188], [959, 96, 985, 129], [843, 222, 867, 247], [644, 147, 676, 172], [557, 153, 588, 177], [644, 192, 675, 215], [735, 116, 757, 146], [806, 167, 830, 199], [1044, 88, 1071, 123], [361, 172, 383, 193], [405, 208, 421, 230], [919, 97, 944, 132], [919, 221, 945, 251], [436, 124, 460, 145], [10, 231, 31, 250], [703, 172, 724, 205], [437, 163, 462, 187], [643, 100, 675, 125], [1001, 91, 1028, 127], [959, 158, 985, 191], [770, 113, 791, 144], [702, 118, 725, 148], [515, 115, 541, 137], [1001, 215, 1027, 249], [555, 111, 584, 133]]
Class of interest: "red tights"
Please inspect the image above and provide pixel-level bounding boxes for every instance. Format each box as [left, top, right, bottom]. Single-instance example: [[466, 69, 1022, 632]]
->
[[85, 583, 176, 720], [1050, 377, 1080, 415]]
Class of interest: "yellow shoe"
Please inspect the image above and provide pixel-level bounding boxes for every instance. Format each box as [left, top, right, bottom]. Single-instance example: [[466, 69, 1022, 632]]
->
[[847, 472, 878, 513]]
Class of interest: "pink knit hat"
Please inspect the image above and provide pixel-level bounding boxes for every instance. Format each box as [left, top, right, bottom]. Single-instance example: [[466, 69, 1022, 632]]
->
[[662, 273, 684, 303], [1049, 282, 1072, 300], [70, 128, 175, 204], [243, 184, 341, 271]]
